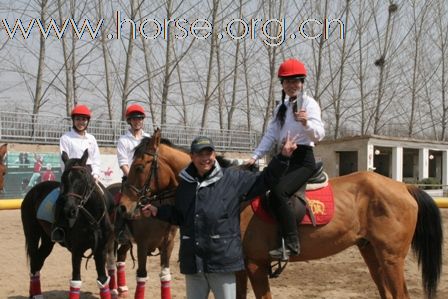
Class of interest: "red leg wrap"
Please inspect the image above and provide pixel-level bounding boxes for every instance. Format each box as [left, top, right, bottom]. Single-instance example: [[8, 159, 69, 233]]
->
[[69, 287, 81, 299], [134, 278, 146, 299], [100, 285, 112, 299], [161, 280, 171, 299], [29, 273, 42, 297], [117, 262, 127, 290], [108, 269, 117, 291], [69, 280, 82, 299]]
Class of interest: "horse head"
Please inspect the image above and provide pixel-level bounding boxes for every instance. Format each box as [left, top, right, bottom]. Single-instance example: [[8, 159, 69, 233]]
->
[[0, 144, 7, 191], [52, 149, 99, 243], [119, 128, 189, 219]]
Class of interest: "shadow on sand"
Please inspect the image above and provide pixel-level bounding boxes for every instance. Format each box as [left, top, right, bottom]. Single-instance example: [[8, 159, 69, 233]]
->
[[9, 290, 98, 299]]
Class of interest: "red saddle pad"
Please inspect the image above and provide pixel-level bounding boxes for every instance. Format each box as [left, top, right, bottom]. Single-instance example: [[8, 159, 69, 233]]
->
[[250, 184, 335, 225]]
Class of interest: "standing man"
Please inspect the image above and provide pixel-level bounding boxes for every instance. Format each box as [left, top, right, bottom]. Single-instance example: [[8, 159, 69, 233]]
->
[[117, 104, 150, 177], [141, 134, 298, 299]]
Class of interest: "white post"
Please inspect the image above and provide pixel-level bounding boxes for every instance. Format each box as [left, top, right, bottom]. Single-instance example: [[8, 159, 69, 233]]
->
[[392, 146, 403, 181], [443, 150, 448, 187], [418, 148, 429, 180], [367, 144, 375, 171]]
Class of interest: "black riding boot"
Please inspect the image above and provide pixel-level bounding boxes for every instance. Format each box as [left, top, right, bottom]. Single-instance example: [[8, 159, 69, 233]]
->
[[269, 200, 300, 260]]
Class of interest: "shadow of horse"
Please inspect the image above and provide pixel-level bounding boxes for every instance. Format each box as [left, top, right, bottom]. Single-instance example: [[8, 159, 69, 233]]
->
[[8, 290, 98, 299], [21, 150, 115, 299]]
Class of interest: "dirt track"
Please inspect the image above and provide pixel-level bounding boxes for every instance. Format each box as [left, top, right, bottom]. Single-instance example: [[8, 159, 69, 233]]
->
[[0, 208, 447, 299]]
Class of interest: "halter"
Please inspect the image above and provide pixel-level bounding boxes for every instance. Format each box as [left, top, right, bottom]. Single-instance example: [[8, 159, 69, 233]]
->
[[124, 150, 177, 209]]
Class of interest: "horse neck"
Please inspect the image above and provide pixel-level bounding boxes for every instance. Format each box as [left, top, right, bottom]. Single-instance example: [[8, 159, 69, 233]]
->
[[159, 144, 191, 175]]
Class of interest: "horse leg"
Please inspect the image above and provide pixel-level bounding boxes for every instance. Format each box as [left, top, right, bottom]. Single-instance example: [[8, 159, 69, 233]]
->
[[374, 248, 410, 299], [235, 270, 248, 299], [116, 242, 131, 298], [108, 242, 119, 299], [27, 227, 54, 298], [135, 243, 149, 299], [246, 259, 272, 299], [159, 228, 176, 299], [95, 243, 112, 299], [69, 253, 83, 299], [357, 242, 391, 299]]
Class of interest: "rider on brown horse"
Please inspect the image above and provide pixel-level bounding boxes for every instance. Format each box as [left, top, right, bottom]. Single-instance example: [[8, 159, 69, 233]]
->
[[246, 58, 325, 260]]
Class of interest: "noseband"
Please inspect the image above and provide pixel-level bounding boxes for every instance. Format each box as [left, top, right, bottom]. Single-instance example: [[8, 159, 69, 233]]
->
[[124, 150, 176, 209]]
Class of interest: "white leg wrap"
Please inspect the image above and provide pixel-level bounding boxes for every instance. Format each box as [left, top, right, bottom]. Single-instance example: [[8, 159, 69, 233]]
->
[[159, 267, 172, 282], [97, 276, 111, 288], [136, 276, 148, 282], [70, 280, 82, 288]]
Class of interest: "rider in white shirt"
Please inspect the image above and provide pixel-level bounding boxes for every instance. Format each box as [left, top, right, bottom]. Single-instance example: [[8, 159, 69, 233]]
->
[[60, 104, 101, 180], [117, 104, 150, 177], [246, 58, 325, 260]]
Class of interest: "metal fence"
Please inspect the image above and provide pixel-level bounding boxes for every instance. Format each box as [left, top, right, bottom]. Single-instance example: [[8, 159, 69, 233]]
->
[[0, 111, 261, 152]]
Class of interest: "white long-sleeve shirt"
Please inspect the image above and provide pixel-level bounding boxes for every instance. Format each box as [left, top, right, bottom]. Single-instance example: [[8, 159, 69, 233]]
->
[[59, 129, 101, 178], [117, 129, 150, 167], [252, 92, 325, 160]]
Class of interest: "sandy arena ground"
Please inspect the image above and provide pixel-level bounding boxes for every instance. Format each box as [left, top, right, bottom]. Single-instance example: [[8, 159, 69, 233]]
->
[[0, 208, 447, 299]]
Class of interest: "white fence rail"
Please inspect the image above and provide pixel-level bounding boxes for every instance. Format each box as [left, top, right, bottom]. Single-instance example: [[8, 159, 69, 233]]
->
[[0, 111, 260, 152]]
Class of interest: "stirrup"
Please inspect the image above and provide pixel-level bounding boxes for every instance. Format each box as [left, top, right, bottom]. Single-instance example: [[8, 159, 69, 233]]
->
[[269, 238, 290, 261]]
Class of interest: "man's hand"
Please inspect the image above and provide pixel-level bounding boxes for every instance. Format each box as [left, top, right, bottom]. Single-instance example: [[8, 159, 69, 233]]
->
[[244, 157, 257, 166], [281, 131, 298, 157], [141, 204, 158, 218]]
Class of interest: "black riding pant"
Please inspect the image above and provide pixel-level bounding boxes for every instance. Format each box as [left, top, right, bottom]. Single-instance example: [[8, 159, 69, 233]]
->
[[270, 145, 316, 237]]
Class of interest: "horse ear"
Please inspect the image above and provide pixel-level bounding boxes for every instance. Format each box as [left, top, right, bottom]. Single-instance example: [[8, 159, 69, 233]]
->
[[80, 149, 89, 165], [61, 151, 69, 164], [0, 144, 7, 160], [152, 129, 161, 151]]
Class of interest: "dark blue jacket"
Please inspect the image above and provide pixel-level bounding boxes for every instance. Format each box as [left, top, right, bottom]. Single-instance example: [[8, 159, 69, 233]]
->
[[157, 154, 289, 274]]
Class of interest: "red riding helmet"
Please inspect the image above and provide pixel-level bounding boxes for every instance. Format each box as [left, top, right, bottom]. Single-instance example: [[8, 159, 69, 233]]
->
[[126, 104, 146, 119], [71, 105, 92, 118], [278, 58, 307, 79]]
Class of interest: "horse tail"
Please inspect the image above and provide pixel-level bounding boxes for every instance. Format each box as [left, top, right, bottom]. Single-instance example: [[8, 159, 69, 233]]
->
[[21, 187, 42, 264], [407, 185, 443, 299]]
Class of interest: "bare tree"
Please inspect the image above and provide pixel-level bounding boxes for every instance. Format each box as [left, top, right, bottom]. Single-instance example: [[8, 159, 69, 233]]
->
[[407, 0, 430, 137], [372, 3, 398, 134], [200, 0, 220, 128]]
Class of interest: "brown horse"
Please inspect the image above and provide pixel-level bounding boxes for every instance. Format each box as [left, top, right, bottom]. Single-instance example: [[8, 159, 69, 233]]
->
[[117, 131, 443, 299], [0, 144, 7, 191], [236, 172, 443, 299], [118, 129, 190, 299]]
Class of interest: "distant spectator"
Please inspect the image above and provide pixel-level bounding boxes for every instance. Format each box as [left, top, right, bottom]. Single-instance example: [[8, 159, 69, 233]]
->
[[18, 152, 30, 166], [41, 164, 56, 182], [28, 154, 43, 188]]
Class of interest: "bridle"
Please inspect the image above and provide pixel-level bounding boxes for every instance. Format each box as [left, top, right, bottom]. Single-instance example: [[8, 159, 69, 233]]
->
[[124, 150, 177, 209], [63, 165, 107, 230]]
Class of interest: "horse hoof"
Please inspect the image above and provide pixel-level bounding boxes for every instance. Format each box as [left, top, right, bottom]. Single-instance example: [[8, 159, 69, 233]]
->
[[118, 290, 129, 298]]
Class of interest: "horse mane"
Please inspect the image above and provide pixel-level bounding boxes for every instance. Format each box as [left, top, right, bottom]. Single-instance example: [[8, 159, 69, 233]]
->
[[133, 136, 189, 159]]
